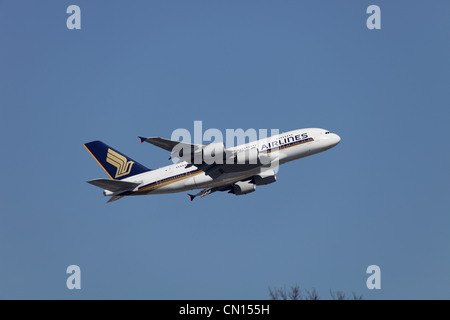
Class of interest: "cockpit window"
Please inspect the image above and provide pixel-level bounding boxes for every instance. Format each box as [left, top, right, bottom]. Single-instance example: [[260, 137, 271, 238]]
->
[[325, 131, 330, 134]]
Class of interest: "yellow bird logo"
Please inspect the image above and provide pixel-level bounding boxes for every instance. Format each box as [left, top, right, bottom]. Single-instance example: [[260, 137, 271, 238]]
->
[[106, 149, 134, 178]]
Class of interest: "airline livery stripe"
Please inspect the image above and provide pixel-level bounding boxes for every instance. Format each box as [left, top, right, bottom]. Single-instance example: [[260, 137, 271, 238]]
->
[[138, 169, 203, 192]]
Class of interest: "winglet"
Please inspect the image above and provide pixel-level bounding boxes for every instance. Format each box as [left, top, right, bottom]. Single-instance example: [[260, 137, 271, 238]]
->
[[188, 194, 196, 202], [138, 136, 147, 144]]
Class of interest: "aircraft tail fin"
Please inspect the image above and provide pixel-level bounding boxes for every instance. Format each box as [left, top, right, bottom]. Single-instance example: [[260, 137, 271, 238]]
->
[[84, 141, 150, 180]]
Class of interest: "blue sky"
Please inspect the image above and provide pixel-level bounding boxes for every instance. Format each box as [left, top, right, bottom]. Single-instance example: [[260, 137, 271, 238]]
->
[[0, 0, 449, 299]]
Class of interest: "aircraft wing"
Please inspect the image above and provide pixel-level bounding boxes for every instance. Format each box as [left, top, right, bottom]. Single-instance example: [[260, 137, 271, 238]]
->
[[139, 136, 267, 177], [138, 136, 203, 152]]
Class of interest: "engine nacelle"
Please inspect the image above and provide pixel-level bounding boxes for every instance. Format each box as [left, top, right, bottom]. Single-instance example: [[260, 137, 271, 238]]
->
[[253, 170, 277, 186], [232, 181, 256, 195], [202, 142, 226, 164]]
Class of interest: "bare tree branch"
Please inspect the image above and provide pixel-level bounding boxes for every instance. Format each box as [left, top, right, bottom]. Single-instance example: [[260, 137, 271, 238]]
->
[[278, 286, 288, 300], [304, 288, 320, 300], [268, 286, 279, 300], [288, 284, 302, 300], [330, 290, 346, 300], [352, 292, 363, 300]]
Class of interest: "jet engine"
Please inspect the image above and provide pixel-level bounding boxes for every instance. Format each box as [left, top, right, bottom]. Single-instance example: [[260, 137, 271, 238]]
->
[[231, 181, 256, 195], [253, 170, 277, 186]]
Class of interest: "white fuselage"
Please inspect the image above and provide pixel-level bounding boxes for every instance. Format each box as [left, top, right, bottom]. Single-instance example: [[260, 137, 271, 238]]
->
[[121, 128, 340, 196]]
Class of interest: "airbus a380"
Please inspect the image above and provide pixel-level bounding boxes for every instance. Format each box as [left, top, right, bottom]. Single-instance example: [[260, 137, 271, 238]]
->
[[84, 128, 341, 202]]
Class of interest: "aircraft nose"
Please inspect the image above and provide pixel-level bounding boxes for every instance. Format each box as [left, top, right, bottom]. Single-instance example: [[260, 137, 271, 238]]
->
[[334, 133, 341, 144], [331, 133, 341, 147]]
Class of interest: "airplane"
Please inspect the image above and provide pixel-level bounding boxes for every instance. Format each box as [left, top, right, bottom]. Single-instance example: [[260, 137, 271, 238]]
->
[[84, 128, 341, 202]]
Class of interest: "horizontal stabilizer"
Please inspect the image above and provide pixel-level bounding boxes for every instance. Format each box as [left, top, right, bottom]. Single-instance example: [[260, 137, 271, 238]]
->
[[87, 178, 141, 192]]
